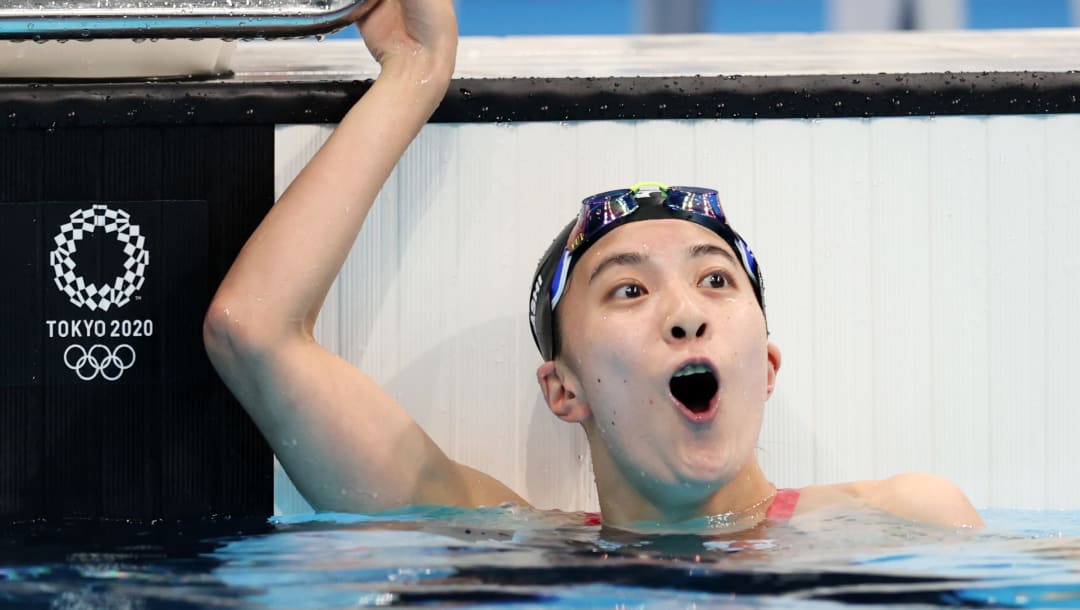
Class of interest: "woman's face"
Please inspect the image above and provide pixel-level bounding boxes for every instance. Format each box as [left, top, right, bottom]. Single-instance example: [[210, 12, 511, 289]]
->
[[552, 219, 780, 508]]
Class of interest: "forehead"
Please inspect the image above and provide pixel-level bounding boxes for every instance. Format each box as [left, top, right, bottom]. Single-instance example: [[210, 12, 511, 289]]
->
[[577, 219, 735, 271]]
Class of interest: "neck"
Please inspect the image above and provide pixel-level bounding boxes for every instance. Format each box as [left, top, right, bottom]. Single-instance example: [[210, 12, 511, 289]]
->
[[591, 449, 775, 530]]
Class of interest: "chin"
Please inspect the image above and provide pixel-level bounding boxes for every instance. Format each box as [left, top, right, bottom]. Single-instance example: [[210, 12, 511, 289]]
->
[[674, 445, 746, 487]]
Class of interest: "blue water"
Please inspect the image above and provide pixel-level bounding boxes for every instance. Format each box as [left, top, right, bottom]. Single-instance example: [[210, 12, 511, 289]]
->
[[3, 506, 1080, 608], [328, 0, 1076, 37]]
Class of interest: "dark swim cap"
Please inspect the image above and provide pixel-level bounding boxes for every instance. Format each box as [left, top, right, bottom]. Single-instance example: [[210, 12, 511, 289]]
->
[[528, 185, 765, 361]]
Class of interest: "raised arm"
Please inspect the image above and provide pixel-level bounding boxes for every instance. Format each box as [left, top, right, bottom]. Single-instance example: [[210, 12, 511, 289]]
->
[[203, 0, 525, 512]]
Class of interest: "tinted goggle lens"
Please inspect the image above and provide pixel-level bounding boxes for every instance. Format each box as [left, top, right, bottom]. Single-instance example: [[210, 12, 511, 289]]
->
[[567, 189, 639, 253], [565, 185, 726, 253]]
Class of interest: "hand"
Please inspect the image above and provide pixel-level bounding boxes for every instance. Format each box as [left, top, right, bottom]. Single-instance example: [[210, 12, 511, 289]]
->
[[356, 0, 457, 74]]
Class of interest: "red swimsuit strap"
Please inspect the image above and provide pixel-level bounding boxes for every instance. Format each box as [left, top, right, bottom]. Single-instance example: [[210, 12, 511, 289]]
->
[[583, 489, 802, 526], [765, 488, 801, 521]]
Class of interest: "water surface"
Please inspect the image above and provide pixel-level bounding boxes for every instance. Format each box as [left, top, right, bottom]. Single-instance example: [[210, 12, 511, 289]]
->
[[3, 506, 1080, 608]]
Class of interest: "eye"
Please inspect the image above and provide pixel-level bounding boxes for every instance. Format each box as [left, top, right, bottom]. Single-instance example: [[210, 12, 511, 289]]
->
[[611, 283, 645, 300], [699, 272, 730, 290]]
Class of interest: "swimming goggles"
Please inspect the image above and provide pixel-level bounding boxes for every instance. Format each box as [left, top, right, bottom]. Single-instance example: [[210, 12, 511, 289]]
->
[[548, 182, 759, 309]]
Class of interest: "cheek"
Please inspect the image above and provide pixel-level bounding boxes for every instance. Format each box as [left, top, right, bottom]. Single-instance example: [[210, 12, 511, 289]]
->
[[581, 330, 646, 386], [572, 308, 639, 359], [719, 311, 771, 386]]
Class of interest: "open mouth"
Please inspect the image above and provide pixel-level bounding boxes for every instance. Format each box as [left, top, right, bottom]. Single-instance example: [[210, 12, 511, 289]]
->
[[669, 362, 719, 415]]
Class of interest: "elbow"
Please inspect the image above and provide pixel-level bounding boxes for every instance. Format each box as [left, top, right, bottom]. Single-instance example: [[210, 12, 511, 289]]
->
[[203, 293, 268, 365], [203, 296, 239, 364], [204, 290, 309, 372]]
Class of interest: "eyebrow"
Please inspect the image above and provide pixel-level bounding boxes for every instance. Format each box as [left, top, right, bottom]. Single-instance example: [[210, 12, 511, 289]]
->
[[688, 243, 738, 264], [587, 243, 737, 285], [588, 252, 647, 285]]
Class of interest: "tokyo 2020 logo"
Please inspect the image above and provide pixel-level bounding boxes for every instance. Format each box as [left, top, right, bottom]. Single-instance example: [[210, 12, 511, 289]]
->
[[49, 204, 149, 311]]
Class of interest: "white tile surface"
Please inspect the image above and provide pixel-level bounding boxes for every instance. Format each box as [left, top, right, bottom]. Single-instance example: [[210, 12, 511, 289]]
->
[[986, 118, 1048, 509], [808, 118, 874, 485], [236, 29, 1080, 81], [275, 114, 1080, 514], [927, 117, 991, 504]]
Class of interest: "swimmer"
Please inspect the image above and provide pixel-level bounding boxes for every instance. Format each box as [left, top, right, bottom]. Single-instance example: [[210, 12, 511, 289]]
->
[[203, 0, 983, 530]]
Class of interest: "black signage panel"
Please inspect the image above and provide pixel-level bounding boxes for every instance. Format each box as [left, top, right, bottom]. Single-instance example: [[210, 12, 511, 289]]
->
[[0, 125, 274, 521]]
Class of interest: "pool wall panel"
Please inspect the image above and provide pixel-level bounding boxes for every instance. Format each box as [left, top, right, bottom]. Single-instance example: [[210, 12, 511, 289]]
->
[[809, 118, 874, 486], [869, 118, 935, 479], [1044, 115, 1080, 510], [928, 117, 991, 506], [987, 119, 1048, 508], [752, 120, 818, 488]]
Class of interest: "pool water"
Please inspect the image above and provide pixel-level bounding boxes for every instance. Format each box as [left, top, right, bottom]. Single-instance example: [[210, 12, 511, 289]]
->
[[3, 506, 1080, 609]]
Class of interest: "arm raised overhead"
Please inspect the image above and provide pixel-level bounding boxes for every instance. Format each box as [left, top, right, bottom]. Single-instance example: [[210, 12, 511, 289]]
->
[[203, 0, 526, 513]]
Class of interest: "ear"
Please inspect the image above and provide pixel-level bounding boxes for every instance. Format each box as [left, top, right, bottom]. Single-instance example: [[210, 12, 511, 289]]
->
[[536, 360, 591, 423], [765, 341, 782, 399]]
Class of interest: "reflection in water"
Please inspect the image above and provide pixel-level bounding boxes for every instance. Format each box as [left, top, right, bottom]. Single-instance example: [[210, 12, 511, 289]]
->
[[2, 507, 1080, 608]]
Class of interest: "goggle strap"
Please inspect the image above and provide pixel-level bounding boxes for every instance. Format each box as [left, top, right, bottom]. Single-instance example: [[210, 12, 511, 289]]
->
[[629, 181, 669, 194], [734, 237, 757, 283], [549, 250, 572, 309]]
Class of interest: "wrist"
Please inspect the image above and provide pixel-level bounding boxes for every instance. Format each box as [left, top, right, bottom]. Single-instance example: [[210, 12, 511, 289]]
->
[[377, 43, 456, 88]]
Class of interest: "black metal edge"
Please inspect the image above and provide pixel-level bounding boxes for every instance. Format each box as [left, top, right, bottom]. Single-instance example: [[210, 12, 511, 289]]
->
[[1, 71, 1079, 129]]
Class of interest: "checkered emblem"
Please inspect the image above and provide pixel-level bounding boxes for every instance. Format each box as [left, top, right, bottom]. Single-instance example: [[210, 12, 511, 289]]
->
[[49, 205, 149, 311]]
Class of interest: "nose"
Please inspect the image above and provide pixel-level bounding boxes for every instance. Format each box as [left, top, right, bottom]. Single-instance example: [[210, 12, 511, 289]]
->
[[663, 292, 709, 344], [670, 321, 707, 340]]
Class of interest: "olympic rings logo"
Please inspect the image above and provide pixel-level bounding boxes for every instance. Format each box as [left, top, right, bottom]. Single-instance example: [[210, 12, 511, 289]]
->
[[63, 344, 136, 382]]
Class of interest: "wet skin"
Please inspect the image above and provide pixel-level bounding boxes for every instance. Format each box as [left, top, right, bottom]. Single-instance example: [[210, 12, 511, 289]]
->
[[539, 219, 782, 523]]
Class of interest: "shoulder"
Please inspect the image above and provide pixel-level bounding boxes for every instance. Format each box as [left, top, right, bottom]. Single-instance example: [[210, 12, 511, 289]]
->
[[860, 472, 984, 527], [796, 473, 984, 528]]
